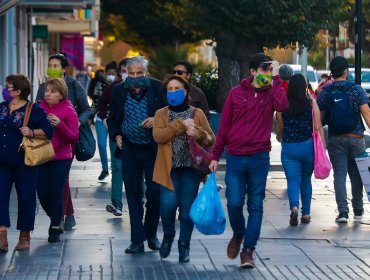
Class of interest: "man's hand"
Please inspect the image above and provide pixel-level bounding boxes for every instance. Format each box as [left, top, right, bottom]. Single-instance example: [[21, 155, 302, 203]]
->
[[142, 117, 154, 129], [209, 160, 218, 172], [269, 60, 280, 76], [116, 135, 123, 149]]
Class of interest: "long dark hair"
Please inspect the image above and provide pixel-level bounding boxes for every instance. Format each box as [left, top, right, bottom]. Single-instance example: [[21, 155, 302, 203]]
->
[[286, 74, 311, 117]]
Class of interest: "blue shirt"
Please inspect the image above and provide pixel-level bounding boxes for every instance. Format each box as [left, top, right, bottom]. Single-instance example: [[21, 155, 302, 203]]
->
[[0, 102, 53, 164], [121, 94, 152, 144], [282, 106, 313, 143], [317, 81, 368, 135]]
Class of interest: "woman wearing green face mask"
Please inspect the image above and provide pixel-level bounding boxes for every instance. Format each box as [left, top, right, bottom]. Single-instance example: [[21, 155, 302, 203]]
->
[[36, 53, 91, 231]]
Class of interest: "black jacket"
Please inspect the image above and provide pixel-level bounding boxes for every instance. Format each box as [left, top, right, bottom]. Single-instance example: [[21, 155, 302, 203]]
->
[[107, 77, 165, 141]]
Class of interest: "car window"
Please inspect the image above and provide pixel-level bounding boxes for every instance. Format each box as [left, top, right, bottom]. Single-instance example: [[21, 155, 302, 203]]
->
[[293, 70, 317, 82], [348, 70, 370, 82]]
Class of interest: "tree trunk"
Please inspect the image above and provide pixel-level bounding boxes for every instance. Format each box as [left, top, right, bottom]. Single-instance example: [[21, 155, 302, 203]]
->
[[215, 32, 262, 112]]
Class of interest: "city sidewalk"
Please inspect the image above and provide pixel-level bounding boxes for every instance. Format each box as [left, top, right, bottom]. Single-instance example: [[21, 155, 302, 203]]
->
[[1, 136, 370, 279]]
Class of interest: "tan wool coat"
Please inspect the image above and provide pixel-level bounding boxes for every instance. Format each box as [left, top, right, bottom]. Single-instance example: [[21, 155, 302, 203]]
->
[[152, 106, 215, 190]]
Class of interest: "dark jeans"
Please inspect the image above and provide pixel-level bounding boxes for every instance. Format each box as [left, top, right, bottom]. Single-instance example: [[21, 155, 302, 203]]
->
[[121, 142, 160, 243], [37, 159, 72, 227], [160, 168, 201, 241], [0, 162, 39, 230], [225, 152, 270, 250], [328, 136, 365, 213]]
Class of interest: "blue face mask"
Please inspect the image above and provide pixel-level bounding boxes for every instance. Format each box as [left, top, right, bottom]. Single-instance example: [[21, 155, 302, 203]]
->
[[167, 89, 186, 106], [126, 76, 146, 88]]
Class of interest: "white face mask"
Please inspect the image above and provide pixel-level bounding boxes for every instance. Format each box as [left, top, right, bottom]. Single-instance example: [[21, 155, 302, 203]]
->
[[121, 73, 128, 81], [106, 74, 116, 83]]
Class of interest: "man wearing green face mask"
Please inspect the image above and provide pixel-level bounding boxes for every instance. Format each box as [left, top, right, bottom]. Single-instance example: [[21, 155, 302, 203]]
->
[[208, 53, 289, 269], [36, 54, 91, 231]]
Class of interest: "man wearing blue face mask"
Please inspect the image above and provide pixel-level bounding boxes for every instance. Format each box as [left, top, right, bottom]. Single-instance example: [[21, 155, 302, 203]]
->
[[107, 56, 165, 254]]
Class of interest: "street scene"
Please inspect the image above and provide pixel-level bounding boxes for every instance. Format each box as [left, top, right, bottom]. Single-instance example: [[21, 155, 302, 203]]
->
[[2, 0, 370, 279]]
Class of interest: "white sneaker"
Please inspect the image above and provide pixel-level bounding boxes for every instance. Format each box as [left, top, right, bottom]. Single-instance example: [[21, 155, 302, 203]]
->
[[353, 209, 364, 221]]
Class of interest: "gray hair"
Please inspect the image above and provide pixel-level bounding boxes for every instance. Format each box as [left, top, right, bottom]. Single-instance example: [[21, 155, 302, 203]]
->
[[126, 56, 149, 73], [279, 64, 293, 81]]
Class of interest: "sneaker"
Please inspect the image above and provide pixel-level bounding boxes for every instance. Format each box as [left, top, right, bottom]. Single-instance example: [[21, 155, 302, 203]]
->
[[335, 212, 349, 223], [353, 209, 364, 221], [98, 170, 109, 181], [240, 248, 255, 269], [289, 209, 299, 226], [64, 215, 76, 230], [106, 203, 122, 216], [300, 215, 311, 224]]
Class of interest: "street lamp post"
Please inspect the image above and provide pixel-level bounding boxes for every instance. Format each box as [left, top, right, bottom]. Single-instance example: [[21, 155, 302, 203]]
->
[[355, 0, 362, 85]]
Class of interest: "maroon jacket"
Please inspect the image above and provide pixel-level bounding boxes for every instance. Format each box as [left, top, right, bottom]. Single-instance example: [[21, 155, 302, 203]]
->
[[210, 75, 288, 161], [97, 79, 122, 120]]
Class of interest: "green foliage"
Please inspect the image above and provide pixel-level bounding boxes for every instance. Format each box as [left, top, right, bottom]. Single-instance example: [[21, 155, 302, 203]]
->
[[148, 46, 188, 80], [192, 64, 218, 110], [308, 52, 326, 70], [347, 54, 370, 67]]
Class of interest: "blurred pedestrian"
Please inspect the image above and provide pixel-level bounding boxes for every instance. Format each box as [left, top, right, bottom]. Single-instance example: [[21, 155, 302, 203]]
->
[[173, 61, 210, 120], [279, 64, 293, 92], [208, 53, 288, 268], [90, 62, 119, 181], [0, 74, 53, 252], [36, 53, 91, 230], [277, 74, 324, 226], [98, 58, 128, 216], [153, 75, 214, 262], [107, 56, 165, 253], [316, 73, 333, 95], [318, 56, 370, 223], [37, 78, 79, 242], [75, 67, 91, 94]]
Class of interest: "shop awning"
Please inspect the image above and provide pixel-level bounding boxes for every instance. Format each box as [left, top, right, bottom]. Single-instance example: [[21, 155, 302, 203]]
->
[[21, 0, 95, 8], [0, 0, 21, 16]]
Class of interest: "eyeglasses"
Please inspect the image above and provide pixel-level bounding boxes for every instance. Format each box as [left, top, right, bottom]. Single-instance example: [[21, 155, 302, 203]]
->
[[173, 70, 187, 75], [259, 62, 272, 71]]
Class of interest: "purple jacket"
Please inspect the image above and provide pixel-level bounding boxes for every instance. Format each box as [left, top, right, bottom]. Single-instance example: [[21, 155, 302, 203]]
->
[[39, 99, 79, 161], [210, 75, 288, 161]]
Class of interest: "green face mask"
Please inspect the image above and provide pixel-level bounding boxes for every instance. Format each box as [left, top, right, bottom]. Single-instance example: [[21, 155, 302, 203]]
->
[[255, 73, 272, 88], [47, 68, 63, 78]]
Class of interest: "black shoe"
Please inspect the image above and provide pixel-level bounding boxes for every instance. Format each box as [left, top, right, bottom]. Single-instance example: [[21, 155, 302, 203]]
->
[[125, 242, 144, 254], [159, 235, 175, 259], [98, 170, 109, 181], [178, 240, 190, 263], [335, 212, 349, 223], [48, 227, 63, 243], [148, 237, 161, 251]]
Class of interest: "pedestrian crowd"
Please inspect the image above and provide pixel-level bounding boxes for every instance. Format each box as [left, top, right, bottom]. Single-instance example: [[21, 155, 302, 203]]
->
[[0, 52, 369, 270]]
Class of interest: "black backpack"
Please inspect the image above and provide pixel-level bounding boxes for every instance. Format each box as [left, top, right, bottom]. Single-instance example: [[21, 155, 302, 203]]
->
[[325, 85, 359, 135]]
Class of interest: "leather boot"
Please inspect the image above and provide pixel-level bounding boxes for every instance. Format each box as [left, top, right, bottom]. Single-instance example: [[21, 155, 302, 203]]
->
[[15, 231, 30, 251], [159, 234, 175, 259], [178, 240, 190, 263], [0, 229, 8, 252]]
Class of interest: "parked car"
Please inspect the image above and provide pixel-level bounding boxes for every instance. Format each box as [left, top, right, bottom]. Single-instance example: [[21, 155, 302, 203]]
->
[[283, 64, 319, 91], [348, 68, 370, 97]]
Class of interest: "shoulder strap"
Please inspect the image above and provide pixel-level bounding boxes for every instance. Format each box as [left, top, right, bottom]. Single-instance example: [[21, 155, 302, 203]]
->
[[191, 107, 196, 119], [23, 102, 34, 127]]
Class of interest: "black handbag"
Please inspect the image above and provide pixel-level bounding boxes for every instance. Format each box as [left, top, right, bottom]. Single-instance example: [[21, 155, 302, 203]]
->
[[75, 123, 96, 161]]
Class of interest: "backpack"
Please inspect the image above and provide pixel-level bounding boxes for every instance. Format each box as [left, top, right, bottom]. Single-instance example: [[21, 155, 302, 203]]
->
[[325, 86, 359, 135]]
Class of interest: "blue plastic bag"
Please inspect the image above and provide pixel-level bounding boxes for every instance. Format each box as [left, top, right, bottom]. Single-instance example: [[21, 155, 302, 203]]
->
[[190, 172, 226, 235]]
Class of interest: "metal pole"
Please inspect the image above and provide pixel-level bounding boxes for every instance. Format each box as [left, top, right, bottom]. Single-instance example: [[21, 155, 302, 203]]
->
[[355, 0, 362, 85]]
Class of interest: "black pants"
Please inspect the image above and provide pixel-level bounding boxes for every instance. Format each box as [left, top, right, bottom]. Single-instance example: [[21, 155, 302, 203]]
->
[[37, 159, 72, 227], [121, 142, 160, 243]]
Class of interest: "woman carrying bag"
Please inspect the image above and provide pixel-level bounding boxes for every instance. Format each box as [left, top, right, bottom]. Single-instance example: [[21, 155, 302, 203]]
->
[[37, 78, 79, 242], [0, 74, 53, 252], [152, 75, 215, 263]]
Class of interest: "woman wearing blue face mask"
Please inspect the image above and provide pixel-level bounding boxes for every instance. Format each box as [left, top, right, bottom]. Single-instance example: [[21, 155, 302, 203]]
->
[[152, 75, 215, 263]]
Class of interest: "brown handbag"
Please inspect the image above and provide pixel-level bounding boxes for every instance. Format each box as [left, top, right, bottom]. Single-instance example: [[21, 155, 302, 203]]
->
[[20, 102, 55, 166]]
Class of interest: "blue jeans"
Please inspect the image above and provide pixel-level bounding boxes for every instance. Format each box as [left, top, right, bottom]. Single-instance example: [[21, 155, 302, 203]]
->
[[95, 118, 108, 171], [225, 152, 270, 250], [109, 140, 123, 210], [328, 136, 365, 213], [160, 168, 201, 241], [281, 139, 314, 216]]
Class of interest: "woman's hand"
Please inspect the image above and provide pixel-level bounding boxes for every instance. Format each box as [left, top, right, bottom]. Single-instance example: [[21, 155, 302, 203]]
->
[[183, 118, 194, 129], [186, 125, 199, 138], [19, 126, 33, 137], [209, 160, 218, 172], [47, 113, 61, 127]]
